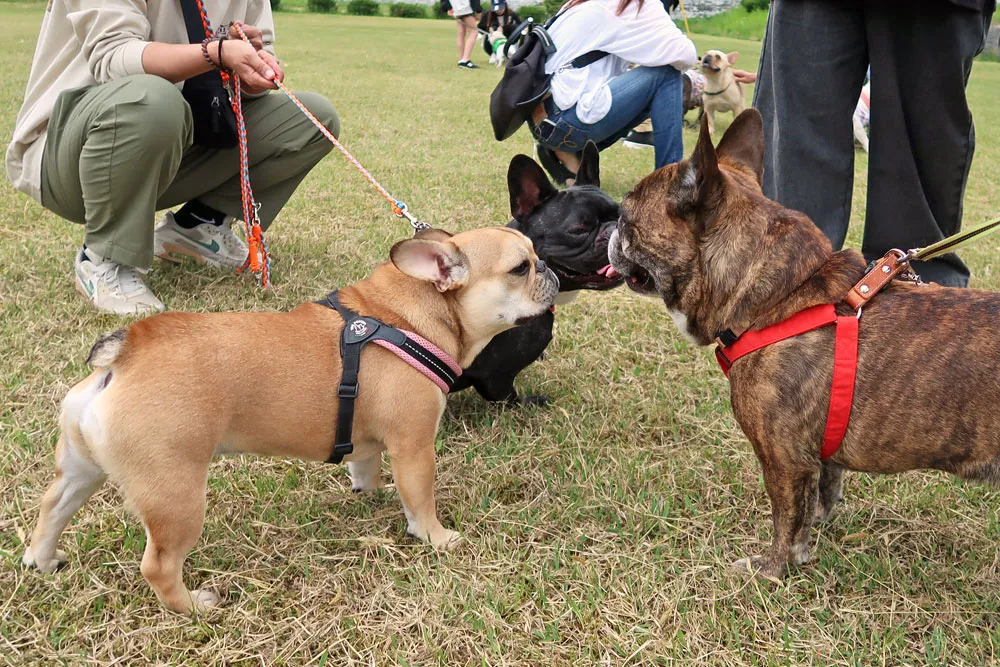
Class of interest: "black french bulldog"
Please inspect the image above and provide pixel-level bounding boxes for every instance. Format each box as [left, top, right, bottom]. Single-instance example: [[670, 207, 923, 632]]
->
[[451, 142, 623, 404]]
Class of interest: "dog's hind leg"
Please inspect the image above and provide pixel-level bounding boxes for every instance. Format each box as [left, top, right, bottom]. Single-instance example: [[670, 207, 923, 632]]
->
[[131, 463, 215, 614], [815, 462, 844, 522], [23, 434, 106, 573]]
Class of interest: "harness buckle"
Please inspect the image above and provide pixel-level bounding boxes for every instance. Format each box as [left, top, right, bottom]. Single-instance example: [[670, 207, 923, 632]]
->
[[338, 382, 359, 399]]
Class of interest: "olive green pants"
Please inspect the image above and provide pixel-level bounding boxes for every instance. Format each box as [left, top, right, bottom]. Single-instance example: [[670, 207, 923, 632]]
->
[[41, 74, 338, 268]]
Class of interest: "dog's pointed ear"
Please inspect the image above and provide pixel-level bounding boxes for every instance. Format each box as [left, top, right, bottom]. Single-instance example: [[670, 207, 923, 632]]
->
[[413, 228, 455, 243], [726, 51, 739, 65], [508, 154, 558, 220], [390, 238, 469, 292], [574, 141, 601, 187], [691, 112, 721, 205], [716, 109, 765, 185]]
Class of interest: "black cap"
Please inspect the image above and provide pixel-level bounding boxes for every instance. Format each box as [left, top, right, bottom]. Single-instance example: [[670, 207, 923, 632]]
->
[[492, 0, 506, 11]]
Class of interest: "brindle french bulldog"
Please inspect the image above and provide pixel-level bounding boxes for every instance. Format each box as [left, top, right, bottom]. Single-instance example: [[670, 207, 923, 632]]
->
[[609, 109, 1000, 579]]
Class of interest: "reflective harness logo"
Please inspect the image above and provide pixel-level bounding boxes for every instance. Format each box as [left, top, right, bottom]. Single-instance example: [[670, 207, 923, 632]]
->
[[349, 319, 369, 337]]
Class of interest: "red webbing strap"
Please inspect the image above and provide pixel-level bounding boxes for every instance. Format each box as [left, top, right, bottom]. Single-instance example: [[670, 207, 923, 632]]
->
[[714, 303, 858, 460], [714, 304, 838, 376], [819, 314, 859, 459]]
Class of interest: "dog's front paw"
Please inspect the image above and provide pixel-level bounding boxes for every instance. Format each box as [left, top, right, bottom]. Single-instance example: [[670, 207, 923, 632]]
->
[[731, 555, 787, 583], [23, 547, 68, 574], [507, 394, 548, 408], [189, 589, 221, 613], [429, 528, 462, 550], [814, 501, 837, 523], [519, 395, 549, 407], [348, 459, 383, 494]]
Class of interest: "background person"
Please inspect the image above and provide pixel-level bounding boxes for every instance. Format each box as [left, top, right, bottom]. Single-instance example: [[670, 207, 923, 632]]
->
[[442, 0, 483, 69], [478, 0, 522, 60], [6, 0, 339, 315], [753, 0, 995, 287], [528, 0, 696, 184]]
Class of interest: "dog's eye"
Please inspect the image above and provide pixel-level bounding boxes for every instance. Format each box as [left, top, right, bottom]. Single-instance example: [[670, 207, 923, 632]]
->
[[509, 260, 530, 276]]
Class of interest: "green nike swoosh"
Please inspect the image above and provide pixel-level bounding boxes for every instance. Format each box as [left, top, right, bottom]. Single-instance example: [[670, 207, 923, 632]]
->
[[177, 232, 220, 254]]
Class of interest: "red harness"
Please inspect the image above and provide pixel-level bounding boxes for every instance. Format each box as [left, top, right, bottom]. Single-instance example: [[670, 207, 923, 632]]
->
[[714, 303, 860, 460]]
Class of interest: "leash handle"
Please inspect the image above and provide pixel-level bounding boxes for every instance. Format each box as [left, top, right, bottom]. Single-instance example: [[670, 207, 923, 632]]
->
[[232, 23, 431, 235], [226, 28, 271, 287]]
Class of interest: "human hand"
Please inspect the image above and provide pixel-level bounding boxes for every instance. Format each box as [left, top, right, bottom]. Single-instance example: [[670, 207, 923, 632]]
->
[[732, 69, 757, 84], [447, 9, 454, 16], [219, 39, 278, 93], [229, 23, 264, 50]]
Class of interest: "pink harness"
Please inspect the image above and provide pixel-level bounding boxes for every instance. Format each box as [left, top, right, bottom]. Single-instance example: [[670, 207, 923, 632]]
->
[[371, 330, 463, 394]]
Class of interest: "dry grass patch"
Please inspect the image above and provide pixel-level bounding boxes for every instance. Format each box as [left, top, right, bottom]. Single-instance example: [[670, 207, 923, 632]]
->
[[4, 5, 1000, 665]]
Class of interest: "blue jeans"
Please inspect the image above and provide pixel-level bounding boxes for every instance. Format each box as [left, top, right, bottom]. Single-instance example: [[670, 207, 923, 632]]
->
[[531, 65, 684, 170]]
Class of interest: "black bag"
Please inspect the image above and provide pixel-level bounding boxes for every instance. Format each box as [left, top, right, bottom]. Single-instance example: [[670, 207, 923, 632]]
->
[[179, 0, 239, 149], [488, 13, 608, 142]]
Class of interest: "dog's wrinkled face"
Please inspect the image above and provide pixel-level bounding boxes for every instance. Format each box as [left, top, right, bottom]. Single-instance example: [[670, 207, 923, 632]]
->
[[391, 227, 559, 338], [507, 142, 623, 292], [701, 49, 737, 74], [608, 110, 768, 344]]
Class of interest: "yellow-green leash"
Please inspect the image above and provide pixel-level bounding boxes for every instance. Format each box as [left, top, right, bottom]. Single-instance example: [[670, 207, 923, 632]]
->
[[905, 217, 1000, 263]]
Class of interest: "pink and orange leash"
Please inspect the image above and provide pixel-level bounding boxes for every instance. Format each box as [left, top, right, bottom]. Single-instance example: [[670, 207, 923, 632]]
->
[[222, 21, 430, 288]]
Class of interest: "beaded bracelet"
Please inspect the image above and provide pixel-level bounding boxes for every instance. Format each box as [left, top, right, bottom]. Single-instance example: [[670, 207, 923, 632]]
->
[[200, 37, 216, 69]]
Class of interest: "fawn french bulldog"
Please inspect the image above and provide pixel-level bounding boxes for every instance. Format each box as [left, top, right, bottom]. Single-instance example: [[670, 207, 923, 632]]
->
[[24, 227, 558, 613]]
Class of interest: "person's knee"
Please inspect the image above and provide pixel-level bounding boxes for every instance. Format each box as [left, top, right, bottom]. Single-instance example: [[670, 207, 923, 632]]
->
[[108, 75, 192, 150], [297, 92, 340, 140]]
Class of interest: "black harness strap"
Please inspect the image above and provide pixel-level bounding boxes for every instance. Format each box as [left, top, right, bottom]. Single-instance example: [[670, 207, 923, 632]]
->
[[316, 291, 459, 464]]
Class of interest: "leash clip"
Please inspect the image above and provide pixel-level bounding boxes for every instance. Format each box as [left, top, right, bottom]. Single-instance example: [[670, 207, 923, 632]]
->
[[394, 201, 432, 233]]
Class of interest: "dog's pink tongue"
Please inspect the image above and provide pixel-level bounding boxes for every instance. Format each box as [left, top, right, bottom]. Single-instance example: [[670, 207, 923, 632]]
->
[[601, 264, 620, 279]]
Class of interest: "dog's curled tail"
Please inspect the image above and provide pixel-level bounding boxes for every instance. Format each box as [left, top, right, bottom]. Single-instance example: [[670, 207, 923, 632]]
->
[[86, 329, 127, 368]]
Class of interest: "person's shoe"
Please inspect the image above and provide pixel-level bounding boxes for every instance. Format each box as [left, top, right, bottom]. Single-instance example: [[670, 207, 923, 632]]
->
[[74, 247, 165, 315], [622, 130, 655, 149], [534, 143, 577, 186], [458, 60, 479, 69], [153, 211, 249, 269]]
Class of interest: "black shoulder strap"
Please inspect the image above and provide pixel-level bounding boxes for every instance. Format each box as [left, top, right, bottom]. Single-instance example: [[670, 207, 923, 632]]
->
[[570, 50, 610, 68], [179, 0, 211, 44], [319, 291, 371, 463], [316, 291, 459, 465]]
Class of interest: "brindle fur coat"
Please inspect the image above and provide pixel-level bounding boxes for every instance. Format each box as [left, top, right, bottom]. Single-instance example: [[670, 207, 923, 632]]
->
[[608, 109, 1000, 578]]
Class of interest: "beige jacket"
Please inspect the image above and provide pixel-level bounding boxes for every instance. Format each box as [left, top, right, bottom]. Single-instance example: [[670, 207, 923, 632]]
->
[[6, 0, 275, 203]]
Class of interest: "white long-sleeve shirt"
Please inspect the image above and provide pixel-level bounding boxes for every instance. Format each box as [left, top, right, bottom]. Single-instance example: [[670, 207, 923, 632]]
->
[[6, 0, 275, 203], [545, 0, 697, 124]]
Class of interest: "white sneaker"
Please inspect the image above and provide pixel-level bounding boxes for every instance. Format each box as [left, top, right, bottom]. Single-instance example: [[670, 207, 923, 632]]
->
[[153, 211, 249, 269], [74, 248, 165, 315]]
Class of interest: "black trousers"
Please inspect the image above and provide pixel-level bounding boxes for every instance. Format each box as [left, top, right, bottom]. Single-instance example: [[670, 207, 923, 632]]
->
[[754, 0, 994, 286]]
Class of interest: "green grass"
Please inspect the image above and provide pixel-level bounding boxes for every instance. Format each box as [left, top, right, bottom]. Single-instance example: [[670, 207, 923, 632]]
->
[[4, 3, 1000, 665], [685, 6, 769, 42]]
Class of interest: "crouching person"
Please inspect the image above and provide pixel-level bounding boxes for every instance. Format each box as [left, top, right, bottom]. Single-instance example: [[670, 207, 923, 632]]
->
[[6, 1, 339, 315]]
